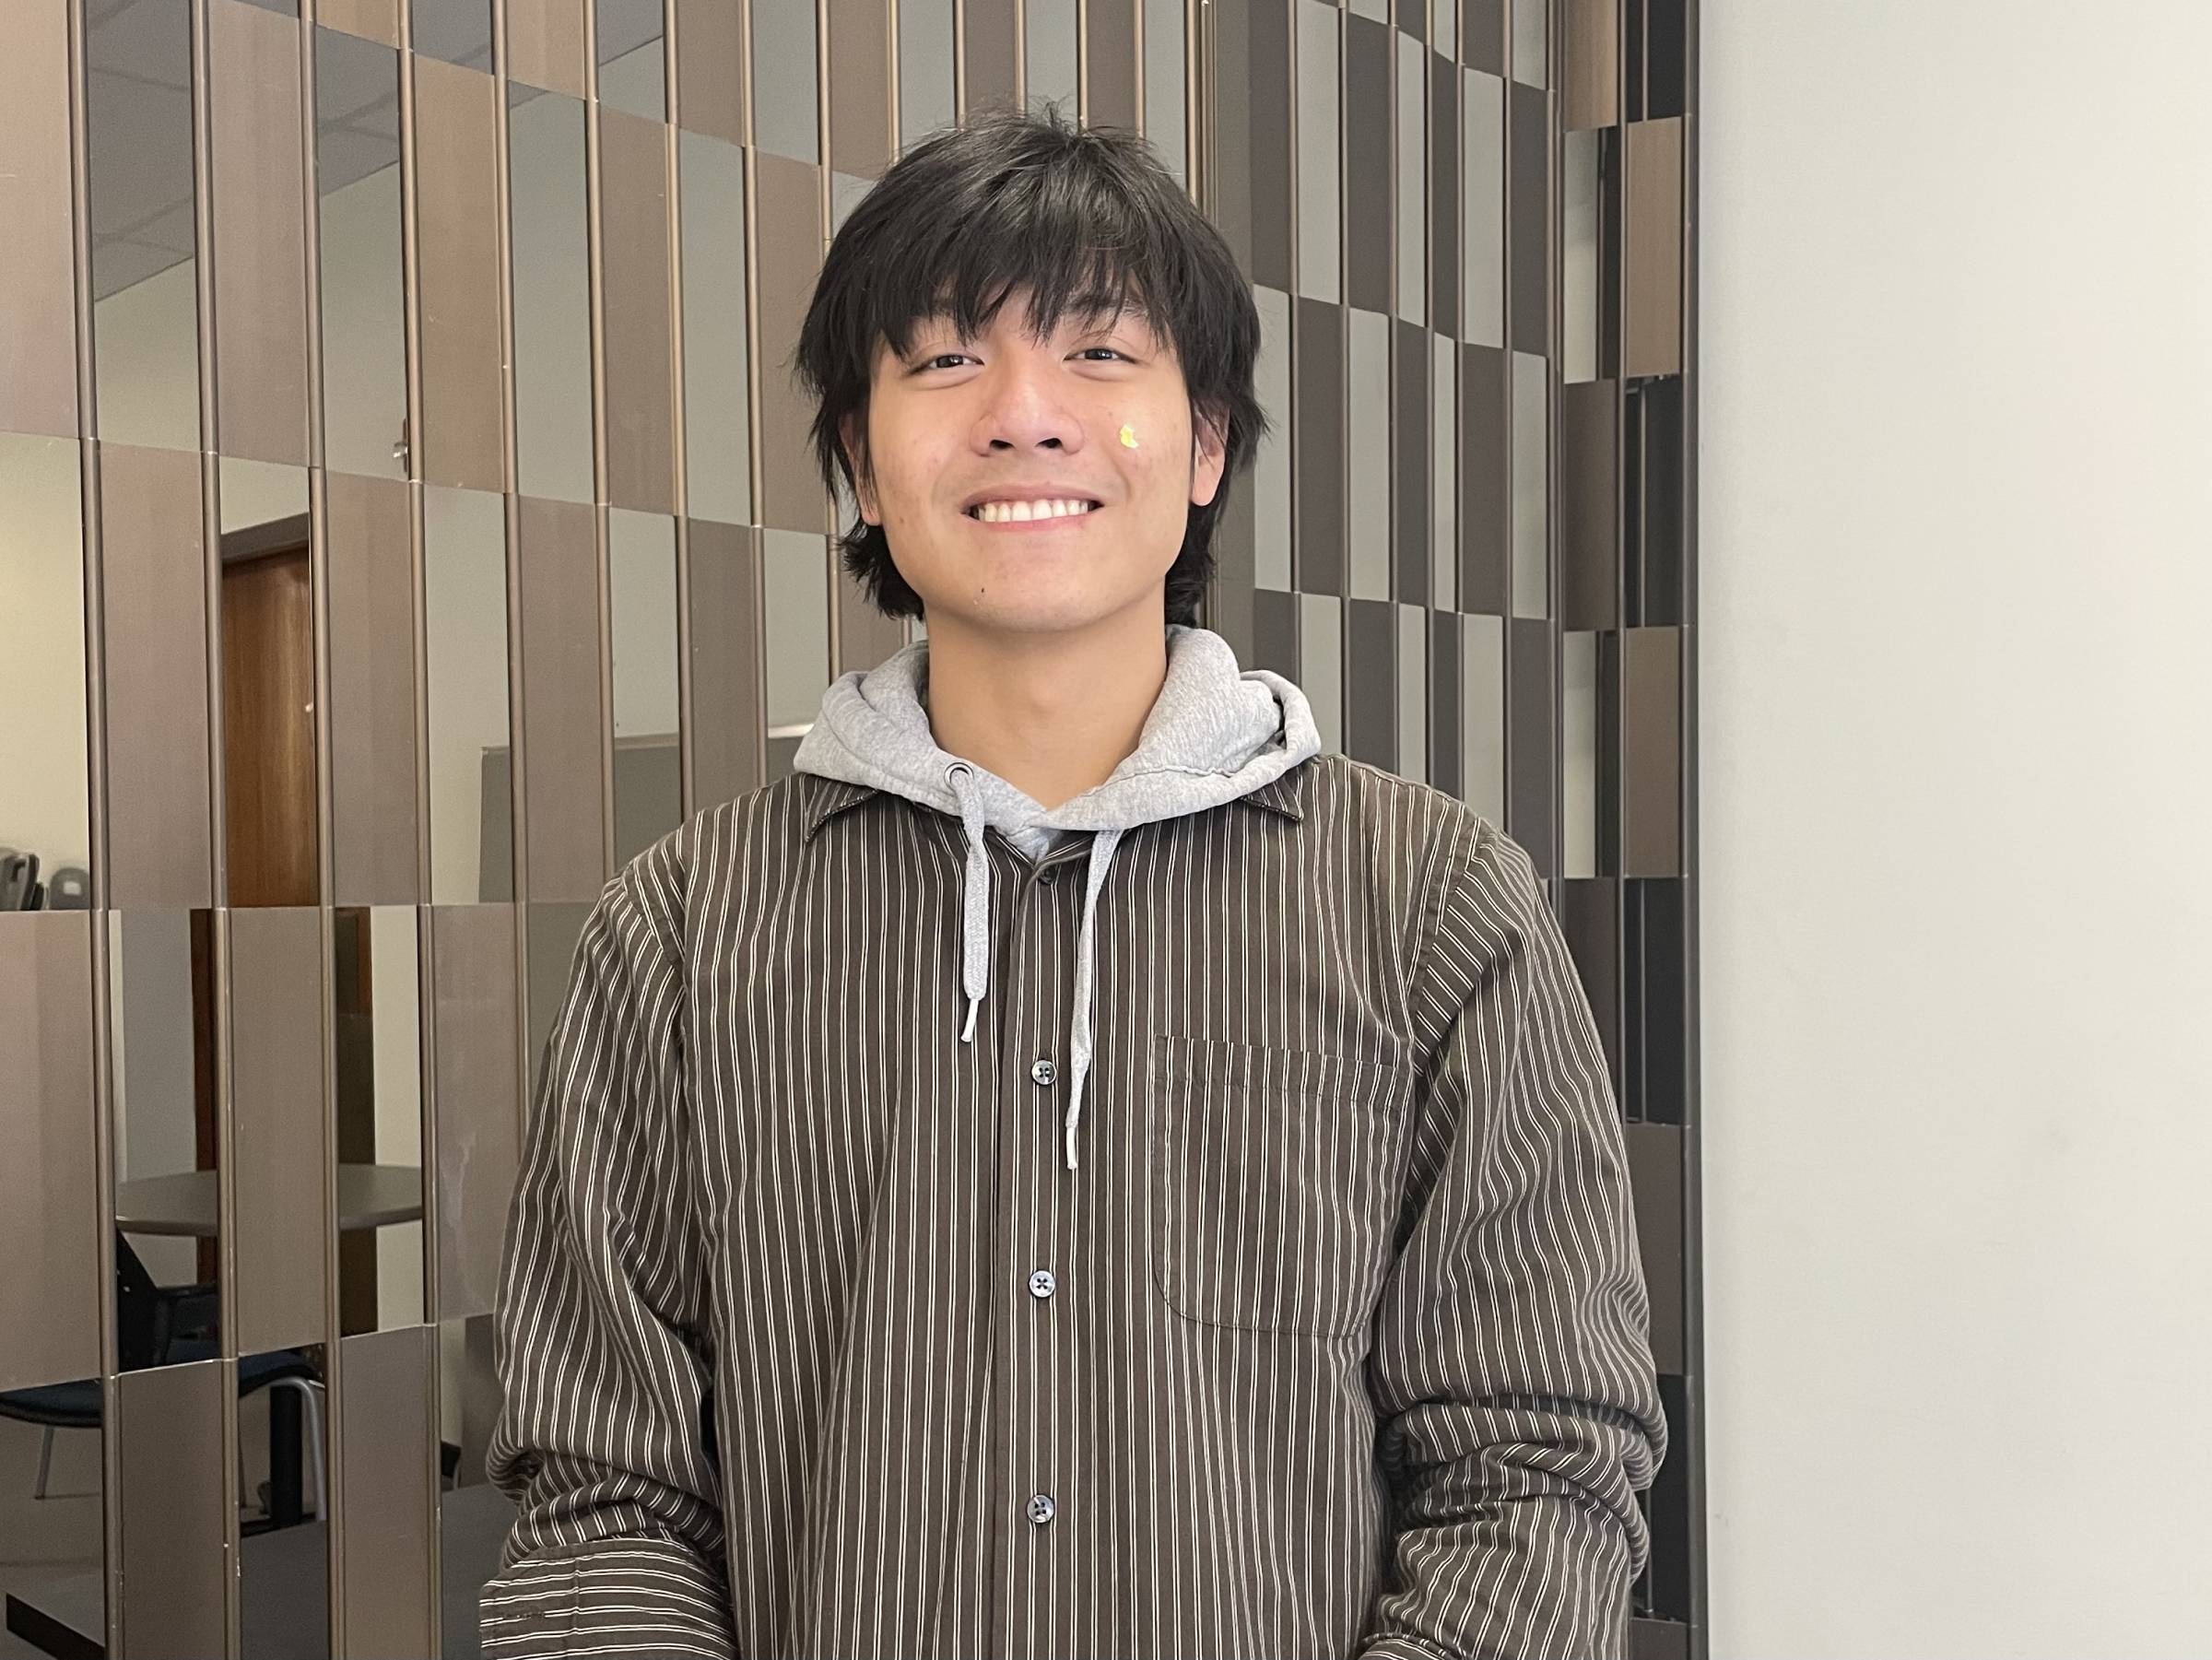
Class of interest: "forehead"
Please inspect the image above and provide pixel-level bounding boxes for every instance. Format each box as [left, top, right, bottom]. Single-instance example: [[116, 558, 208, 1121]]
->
[[912, 281, 1157, 340]]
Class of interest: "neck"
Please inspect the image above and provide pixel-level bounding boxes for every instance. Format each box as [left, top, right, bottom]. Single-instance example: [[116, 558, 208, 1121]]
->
[[922, 604, 1171, 812]]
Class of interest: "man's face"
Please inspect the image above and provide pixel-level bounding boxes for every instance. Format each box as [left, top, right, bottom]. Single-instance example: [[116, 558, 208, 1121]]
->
[[844, 285, 1228, 638]]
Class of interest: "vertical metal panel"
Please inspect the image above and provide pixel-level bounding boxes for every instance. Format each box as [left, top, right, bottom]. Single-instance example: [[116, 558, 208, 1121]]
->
[[1627, 1122, 1684, 1371], [524, 900, 594, 1099], [898, 0, 958, 150], [1395, 602, 1427, 783], [828, 0, 892, 175], [208, 0, 310, 467], [321, 0, 400, 46], [1561, 628, 1597, 877], [0, 914, 101, 1394], [609, 508, 683, 865], [1564, 0, 1617, 128], [229, 906, 329, 1355], [100, 443, 213, 910], [835, 562, 910, 679], [1507, 77, 1547, 356], [688, 518, 765, 809], [509, 0, 590, 97], [116, 1359, 228, 1660], [1394, 29, 1425, 324], [1342, 14, 1388, 314], [1342, 596, 1394, 767], [1250, 583, 1298, 682], [1460, 66, 1502, 348], [751, 150, 828, 532], [1559, 874, 1619, 1091], [1252, 284, 1293, 592], [1292, 295, 1343, 595], [1296, 592, 1342, 755], [1428, 50, 1458, 340], [1563, 127, 1600, 381], [1510, 0, 1546, 85], [753, 0, 821, 160], [1457, 341, 1507, 613], [1623, 623, 1680, 875], [595, 0, 666, 119], [1293, 0, 1338, 304], [1510, 347, 1547, 616], [962, 0, 1018, 115], [0, 0, 80, 439], [1026, 0, 1078, 116], [1427, 607, 1460, 798], [517, 495, 608, 901], [1346, 308, 1390, 600], [680, 132, 755, 526], [313, 26, 408, 483], [509, 86, 595, 505], [430, 903, 519, 1322], [599, 107, 677, 514], [1430, 332, 1457, 609], [413, 56, 505, 490], [675, 0, 747, 144], [1083, 0, 1137, 131], [1459, 609, 1504, 824], [1241, 0, 1293, 292], [1463, 0, 1504, 74], [1560, 376, 1617, 629], [410, 0, 495, 67], [1393, 314, 1429, 606], [328, 472, 421, 907], [1140, 0, 1188, 181], [1506, 612, 1552, 877], [338, 1324, 437, 1658], [421, 485, 512, 905], [1625, 116, 1683, 378]]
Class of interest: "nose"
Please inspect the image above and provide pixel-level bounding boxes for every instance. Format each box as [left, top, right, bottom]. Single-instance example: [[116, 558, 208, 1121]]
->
[[972, 355, 1083, 454]]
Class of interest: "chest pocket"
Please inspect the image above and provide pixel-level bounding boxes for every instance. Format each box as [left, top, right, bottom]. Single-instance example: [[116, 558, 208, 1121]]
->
[[1147, 1033, 1418, 1337]]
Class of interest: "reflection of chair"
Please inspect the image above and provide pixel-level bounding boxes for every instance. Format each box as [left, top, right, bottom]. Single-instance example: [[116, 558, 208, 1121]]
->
[[0, 1234, 327, 1519]]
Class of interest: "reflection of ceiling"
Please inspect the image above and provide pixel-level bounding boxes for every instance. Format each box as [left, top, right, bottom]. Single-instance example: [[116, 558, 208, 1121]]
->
[[85, 0, 669, 302]]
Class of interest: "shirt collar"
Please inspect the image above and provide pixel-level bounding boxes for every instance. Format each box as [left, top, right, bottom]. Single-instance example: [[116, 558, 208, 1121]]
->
[[798, 764, 1307, 843]]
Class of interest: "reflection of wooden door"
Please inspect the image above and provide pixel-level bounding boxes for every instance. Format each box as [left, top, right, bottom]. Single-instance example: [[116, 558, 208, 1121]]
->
[[221, 545, 319, 908]]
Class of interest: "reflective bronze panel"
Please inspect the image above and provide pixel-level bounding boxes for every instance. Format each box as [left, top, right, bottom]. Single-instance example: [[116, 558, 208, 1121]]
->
[[115, 1359, 226, 1658], [1394, 315, 1430, 606], [1252, 286, 1293, 592], [679, 129, 754, 527], [437, 1311, 515, 1651], [1506, 613, 1553, 877], [1343, 14, 1389, 314], [1, 433, 92, 898], [600, 106, 677, 514], [516, 494, 606, 902], [509, 0, 588, 97], [1141, 0, 1187, 181], [610, 509, 684, 866], [1458, 341, 1508, 613], [237, 1343, 330, 1648], [1460, 610, 1505, 828], [338, 1324, 436, 1656], [1510, 348, 1548, 618], [315, 26, 408, 482], [422, 486, 512, 905], [687, 517, 764, 809], [1508, 78, 1548, 355], [209, 0, 310, 467], [675, 0, 747, 144], [321, 0, 399, 44], [1292, 296, 1343, 595], [1461, 65, 1504, 349], [1560, 377, 1618, 630], [100, 443, 212, 910], [1293, 0, 1339, 304], [0, 0, 80, 438], [1623, 623, 1680, 876], [1625, 116, 1684, 379], [752, 150, 828, 533], [1396, 30, 1427, 326], [510, 85, 595, 505], [1347, 308, 1390, 600], [961, 0, 1018, 116], [0, 913, 101, 1395], [1565, 0, 1618, 129], [1343, 597, 1394, 768], [898, 0, 956, 150], [1296, 593, 1342, 754], [429, 904, 518, 1322], [326, 470, 420, 907], [411, 0, 493, 70], [828, 0, 892, 178], [413, 55, 506, 491], [761, 529, 830, 779], [524, 899, 592, 1101], [229, 906, 329, 1355], [597, 0, 666, 121], [333, 906, 428, 1336], [1084, 0, 1136, 131], [753, 0, 820, 161]]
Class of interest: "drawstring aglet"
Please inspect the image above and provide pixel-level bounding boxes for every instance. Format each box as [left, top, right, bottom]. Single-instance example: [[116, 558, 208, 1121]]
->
[[960, 994, 980, 1043]]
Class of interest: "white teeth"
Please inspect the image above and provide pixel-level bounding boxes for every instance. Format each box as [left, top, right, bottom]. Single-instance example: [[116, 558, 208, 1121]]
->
[[971, 498, 1096, 524]]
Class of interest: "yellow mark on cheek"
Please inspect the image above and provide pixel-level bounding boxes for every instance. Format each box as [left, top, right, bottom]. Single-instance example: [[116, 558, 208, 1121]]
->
[[1119, 423, 1139, 449]]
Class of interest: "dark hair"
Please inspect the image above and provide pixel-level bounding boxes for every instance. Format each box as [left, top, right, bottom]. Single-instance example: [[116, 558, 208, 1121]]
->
[[794, 102, 1268, 626]]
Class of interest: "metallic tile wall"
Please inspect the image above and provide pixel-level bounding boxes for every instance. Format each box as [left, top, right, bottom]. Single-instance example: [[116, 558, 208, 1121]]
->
[[0, 0, 1700, 1653]]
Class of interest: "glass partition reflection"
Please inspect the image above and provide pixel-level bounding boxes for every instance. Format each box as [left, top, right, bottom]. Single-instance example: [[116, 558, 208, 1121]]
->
[[316, 27, 408, 481], [219, 458, 319, 907], [109, 909, 223, 1372], [239, 1341, 330, 1659], [87, 0, 202, 453], [335, 906, 427, 1336], [438, 1312, 514, 1658], [610, 510, 682, 867], [0, 433, 92, 907], [597, 0, 666, 121], [424, 485, 513, 904], [0, 1387, 103, 1653]]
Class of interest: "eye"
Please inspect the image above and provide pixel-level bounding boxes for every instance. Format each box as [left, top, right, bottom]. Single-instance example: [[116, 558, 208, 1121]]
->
[[1076, 347, 1133, 363], [915, 352, 972, 372]]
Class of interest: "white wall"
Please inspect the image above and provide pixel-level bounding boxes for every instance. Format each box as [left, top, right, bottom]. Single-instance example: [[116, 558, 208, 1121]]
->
[[1700, 4, 2212, 1654]]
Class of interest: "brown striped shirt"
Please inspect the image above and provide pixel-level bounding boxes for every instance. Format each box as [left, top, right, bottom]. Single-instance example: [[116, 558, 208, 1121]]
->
[[480, 751, 1667, 1658]]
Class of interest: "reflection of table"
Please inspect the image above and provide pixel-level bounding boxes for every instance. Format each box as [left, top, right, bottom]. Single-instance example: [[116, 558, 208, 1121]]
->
[[1, 1480, 519, 1660], [114, 1163, 425, 1238]]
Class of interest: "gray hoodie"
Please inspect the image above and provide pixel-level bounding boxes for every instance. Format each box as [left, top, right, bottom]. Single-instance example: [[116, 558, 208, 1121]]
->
[[791, 623, 1321, 1171]]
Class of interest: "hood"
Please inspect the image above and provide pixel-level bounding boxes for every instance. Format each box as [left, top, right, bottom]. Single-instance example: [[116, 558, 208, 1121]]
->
[[791, 623, 1320, 1171]]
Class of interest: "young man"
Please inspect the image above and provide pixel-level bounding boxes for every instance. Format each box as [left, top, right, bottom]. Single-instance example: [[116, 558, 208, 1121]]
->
[[481, 107, 1665, 1659]]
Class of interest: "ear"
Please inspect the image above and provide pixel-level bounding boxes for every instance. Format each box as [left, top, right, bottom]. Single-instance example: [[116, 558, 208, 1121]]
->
[[840, 412, 879, 523], [1187, 404, 1230, 512]]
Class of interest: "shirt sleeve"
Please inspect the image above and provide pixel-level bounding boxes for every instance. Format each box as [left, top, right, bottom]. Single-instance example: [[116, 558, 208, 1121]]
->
[[477, 830, 737, 1659], [1356, 812, 1670, 1660]]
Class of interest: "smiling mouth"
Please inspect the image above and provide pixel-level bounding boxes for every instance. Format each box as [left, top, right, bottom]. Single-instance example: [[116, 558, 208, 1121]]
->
[[963, 500, 1103, 524]]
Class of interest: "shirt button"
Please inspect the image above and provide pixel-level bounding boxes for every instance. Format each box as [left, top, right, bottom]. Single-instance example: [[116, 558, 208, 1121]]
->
[[1026, 1493, 1056, 1525], [1029, 1269, 1056, 1300], [1038, 865, 1059, 886], [1030, 1058, 1057, 1087]]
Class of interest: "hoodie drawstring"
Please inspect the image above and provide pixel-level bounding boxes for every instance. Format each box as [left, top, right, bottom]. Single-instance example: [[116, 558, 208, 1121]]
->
[[943, 760, 1124, 1172]]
